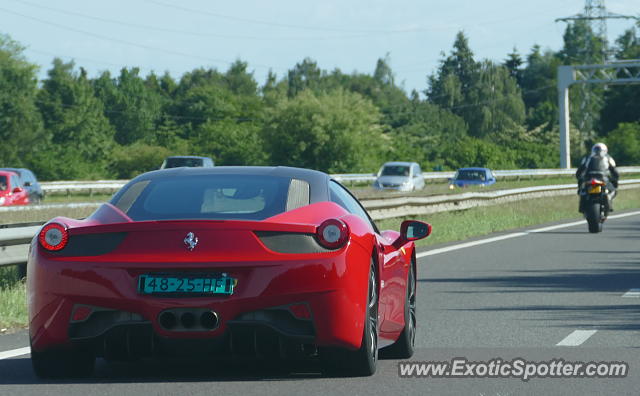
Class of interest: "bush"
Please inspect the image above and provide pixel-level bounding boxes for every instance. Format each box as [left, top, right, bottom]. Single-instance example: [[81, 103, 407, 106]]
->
[[606, 122, 640, 165], [108, 143, 170, 179]]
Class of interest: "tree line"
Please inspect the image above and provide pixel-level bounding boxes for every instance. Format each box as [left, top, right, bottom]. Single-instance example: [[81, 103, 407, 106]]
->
[[0, 21, 639, 181]]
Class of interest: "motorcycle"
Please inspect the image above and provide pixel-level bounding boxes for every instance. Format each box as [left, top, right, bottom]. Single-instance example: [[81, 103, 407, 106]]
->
[[579, 175, 610, 233]]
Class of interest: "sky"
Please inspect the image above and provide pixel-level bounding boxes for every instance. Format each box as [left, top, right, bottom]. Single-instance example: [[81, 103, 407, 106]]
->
[[0, 0, 637, 94]]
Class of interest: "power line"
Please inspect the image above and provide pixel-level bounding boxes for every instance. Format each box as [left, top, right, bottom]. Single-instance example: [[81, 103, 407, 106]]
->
[[141, 0, 435, 34], [0, 6, 285, 71], [7, 0, 375, 41]]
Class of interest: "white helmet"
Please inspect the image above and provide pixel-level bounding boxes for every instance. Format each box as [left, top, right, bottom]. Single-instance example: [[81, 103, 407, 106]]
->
[[591, 142, 608, 156]]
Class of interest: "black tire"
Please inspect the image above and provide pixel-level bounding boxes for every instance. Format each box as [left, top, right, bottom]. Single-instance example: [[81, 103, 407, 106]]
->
[[31, 342, 95, 379], [586, 202, 602, 233], [381, 262, 416, 359], [321, 260, 378, 377]]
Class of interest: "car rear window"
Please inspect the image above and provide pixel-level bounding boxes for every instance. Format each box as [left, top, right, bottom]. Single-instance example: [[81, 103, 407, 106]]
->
[[457, 170, 486, 181], [0, 176, 7, 191], [381, 165, 410, 176], [111, 174, 307, 221], [164, 158, 204, 168]]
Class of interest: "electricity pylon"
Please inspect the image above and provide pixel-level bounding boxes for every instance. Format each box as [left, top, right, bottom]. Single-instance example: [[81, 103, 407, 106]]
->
[[556, 0, 637, 156]]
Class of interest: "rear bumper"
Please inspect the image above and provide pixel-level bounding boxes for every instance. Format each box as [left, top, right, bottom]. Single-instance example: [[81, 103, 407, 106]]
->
[[27, 242, 371, 354]]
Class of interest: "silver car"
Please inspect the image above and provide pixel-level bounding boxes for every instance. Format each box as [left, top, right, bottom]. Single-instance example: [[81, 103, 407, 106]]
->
[[373, 162, 425, 191]]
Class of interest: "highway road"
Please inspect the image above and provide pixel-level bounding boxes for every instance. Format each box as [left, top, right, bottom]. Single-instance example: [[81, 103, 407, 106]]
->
[[1, 211, 639, 395]]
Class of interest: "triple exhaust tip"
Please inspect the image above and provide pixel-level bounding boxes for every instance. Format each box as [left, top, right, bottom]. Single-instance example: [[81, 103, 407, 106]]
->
[[159, 310, 219, 330]]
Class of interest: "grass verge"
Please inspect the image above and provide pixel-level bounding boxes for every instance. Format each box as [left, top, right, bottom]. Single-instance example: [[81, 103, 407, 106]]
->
[[0, 266, 27, 331]]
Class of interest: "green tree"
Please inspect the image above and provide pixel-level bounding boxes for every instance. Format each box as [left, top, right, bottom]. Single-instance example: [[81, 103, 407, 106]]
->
[[503, 47, 523, 86], [93, 68, 165, 145], [36, 59, 115, 179], [600, 28, 640, 134], [191, 120, 267, 165], [465, 60, 526, 138], [558, 20, 606, 64], [606, 122, 640, 165], [109, 143, 170, 179], [0, 34, 44, 169], [558, 20, 606, 143], [427, 31, 478, 110], [520, 45, 560, 130], [287, 58, 323, 98], [386, 100, 468, 168], [263, 89, 384, 172], [373, 53, 394, 86]]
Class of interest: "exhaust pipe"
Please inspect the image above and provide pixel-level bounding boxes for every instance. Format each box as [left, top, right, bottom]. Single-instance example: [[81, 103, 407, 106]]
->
[[181, 312, 196, 329], [159, 311, 177, 330], [200, 311, 219, 330]]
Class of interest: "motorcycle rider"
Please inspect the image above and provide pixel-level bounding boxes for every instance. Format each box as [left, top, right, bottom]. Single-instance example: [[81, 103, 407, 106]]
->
[[576, 142, 619, 213]]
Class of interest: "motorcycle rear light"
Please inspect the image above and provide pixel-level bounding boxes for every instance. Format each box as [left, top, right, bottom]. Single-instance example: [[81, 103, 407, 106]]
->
[[316, 219, 349, 249], [590, 179, 604, 186], [38, 223, 69, 251]]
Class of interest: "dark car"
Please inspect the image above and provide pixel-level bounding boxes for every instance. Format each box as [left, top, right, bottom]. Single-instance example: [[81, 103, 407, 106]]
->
[[0, 168, 44, 203], [449, 167, 497, 188], [28, 166, 431, 378], [160, 156, 214, 169]]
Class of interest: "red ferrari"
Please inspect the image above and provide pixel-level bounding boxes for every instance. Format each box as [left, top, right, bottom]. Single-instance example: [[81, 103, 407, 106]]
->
[[27, 166, 431, 378]]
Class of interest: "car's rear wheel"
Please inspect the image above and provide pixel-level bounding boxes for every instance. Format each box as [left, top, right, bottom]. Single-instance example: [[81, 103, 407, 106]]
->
[[381, 262, 416, 358], [31, 341, 95, 379], [321, 260, 378, 377]]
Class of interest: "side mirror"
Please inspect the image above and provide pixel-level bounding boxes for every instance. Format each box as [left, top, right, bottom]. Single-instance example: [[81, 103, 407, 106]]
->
[[400, 220, 431, 241], [12, 187, 23, 193]]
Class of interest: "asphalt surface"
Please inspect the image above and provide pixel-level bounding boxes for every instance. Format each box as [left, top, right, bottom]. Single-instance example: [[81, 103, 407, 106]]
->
[[1, 211, 640, 395]]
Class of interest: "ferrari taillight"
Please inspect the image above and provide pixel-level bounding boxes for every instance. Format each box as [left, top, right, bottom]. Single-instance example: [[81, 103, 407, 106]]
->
[[38, 223, 69, 251], [316, 219, 349, 249]]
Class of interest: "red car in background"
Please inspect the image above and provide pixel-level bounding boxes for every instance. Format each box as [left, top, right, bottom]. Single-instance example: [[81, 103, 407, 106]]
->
[[0, 170, 29, 206], [27, 166, 431, 378]]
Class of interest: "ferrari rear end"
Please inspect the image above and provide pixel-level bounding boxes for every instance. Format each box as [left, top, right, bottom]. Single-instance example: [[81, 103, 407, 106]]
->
[[27, 168, 373, 377]]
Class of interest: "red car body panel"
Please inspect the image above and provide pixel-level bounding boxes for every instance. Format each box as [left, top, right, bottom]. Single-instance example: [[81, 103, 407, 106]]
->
[[28, 201, 416, 354], [0, 170, 29, 206]]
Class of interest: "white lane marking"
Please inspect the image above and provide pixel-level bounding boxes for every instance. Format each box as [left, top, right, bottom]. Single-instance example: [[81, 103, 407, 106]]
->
[[0, 347, 30, 360], [556, 330, 597, 346], [622, 289, 640, 298], [417, 210, 640, 258], [417, 232, 527, 257], [527, 220, 585, 233]]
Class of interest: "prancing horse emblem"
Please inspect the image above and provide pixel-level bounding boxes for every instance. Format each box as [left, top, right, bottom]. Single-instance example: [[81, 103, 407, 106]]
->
[[184, 232, 198, 251]]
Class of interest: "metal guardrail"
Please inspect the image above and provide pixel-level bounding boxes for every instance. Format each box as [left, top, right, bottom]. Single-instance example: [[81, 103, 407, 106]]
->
[[334, 166, 640, 183], [36, 167, 640, 192], [2, 179, 639, 269]]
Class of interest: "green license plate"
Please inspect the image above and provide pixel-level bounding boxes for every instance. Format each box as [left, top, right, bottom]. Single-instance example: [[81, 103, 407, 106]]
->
[[138, 274, 235, 295]]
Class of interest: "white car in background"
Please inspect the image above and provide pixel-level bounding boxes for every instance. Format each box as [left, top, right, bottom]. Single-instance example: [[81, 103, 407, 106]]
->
[[373, 162, 425, 192]]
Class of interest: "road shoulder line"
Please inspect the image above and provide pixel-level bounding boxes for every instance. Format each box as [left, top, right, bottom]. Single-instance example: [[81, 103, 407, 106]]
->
[[0, 346, 30, 360]]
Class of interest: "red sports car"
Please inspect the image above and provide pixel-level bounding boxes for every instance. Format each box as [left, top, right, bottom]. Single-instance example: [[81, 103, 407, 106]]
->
[[27, 166, 431, 378], [0, 170, 29, 206]]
